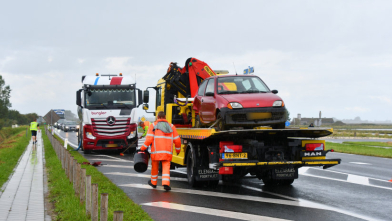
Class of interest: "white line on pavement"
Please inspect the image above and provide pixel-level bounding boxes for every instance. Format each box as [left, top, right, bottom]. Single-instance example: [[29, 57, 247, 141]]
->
[[349, 162, 372, 165], [105, 172, 187, 182], [141, 201, 291, 221], [126, 184, 374, 221], [87, 158, 130, 162], [347, 174, 369, 185]]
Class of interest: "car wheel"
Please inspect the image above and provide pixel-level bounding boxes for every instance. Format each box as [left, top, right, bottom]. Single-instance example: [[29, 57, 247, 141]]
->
[[215, 112, 226, 131]]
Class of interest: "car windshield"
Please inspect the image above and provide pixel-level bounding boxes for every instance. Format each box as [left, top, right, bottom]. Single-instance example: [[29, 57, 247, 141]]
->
[[65, 122, 77, 125], [85, 89, 136, 109], [217, 76, 270, 94]]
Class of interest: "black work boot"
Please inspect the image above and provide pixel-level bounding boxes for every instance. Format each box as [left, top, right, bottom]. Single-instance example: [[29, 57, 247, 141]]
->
[[148, 180, 156, 188], [163, 185, 171, 191]]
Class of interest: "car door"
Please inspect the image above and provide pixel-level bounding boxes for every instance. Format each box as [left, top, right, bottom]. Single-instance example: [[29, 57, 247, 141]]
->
[[200, 78, 216, 123], [193, 79, 208, 113]]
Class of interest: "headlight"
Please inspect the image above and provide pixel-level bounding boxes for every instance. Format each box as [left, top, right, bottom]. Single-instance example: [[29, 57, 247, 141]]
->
[[86, 132, 96, 140], [273, 100, 284, 107], [76, 125, 80, 129], [228, 102, 243, 109], [127, 131, 136, 139], [66, 126, 69, 128]]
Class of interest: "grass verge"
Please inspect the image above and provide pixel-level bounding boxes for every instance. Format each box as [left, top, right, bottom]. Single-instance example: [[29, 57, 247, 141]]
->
[[45, 130, 151, 220], [326, 141, 392, 158], [0, 127, 30, 189]]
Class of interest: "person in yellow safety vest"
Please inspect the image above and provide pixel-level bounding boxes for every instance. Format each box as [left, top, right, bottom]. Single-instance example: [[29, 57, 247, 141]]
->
[[138, 121, 150, 139], [30, 119, 40, 144], [140, 111, 181, 191]]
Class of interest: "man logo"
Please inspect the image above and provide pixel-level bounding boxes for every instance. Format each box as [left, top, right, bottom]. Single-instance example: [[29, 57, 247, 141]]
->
[[304, 152, 322, 157], [107, 116, 116, 125]]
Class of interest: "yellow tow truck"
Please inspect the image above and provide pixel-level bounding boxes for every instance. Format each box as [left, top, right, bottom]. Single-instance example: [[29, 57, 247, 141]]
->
[[142, 58, 341, 187]]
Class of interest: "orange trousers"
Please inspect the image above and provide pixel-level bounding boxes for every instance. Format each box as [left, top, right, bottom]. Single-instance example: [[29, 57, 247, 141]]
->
[[151, 160, 171, 186]]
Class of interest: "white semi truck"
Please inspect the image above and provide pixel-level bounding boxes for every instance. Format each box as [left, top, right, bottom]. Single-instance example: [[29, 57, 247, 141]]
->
[[76, 73, 143, 154]]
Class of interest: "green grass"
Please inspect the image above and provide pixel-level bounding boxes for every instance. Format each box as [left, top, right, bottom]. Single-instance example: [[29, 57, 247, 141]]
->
[[326, 141, 392, 158], [45, 129, 151, 221], [0, 127, 30, 189], [342, 141, 392, 148]]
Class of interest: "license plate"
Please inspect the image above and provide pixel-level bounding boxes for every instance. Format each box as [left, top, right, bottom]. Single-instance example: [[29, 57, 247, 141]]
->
[[105, 144, 118, 148], [222, 152, 247, 159]]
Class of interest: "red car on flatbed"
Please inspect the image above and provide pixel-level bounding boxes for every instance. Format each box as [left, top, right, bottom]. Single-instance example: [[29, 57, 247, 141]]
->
[[193, 75, 287, 130]]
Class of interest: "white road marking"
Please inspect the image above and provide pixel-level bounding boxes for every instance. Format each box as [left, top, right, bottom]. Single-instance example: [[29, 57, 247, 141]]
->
[[347, 174, 369, 185], [105, 172, 187, 182], [301, 172, 392, 191], [103, 165, 136, 169], [94, 155, 131, 161], [124, 184, 374, 221], [309, 167, 391, 183], [141, 201, 291, 221], [349, 162, 371, 165], [298, 167, 309, 175]]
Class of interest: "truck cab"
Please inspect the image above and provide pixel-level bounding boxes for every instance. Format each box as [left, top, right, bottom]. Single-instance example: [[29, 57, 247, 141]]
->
[[76, 73, 143, 153]]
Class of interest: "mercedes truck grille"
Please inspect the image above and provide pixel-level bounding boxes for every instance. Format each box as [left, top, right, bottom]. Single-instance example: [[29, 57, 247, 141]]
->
[[92, 117, 130, 136]]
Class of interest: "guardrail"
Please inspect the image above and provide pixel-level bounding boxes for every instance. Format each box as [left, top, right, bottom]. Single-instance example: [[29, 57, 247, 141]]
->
[[45, 127, 124, 221]]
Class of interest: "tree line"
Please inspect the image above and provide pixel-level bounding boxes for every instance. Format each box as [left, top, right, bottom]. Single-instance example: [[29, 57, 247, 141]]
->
[[0, 75, 38, 130]]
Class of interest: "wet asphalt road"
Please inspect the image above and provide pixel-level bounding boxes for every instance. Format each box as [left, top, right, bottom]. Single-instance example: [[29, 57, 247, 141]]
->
[[54, 129, 392, 221]]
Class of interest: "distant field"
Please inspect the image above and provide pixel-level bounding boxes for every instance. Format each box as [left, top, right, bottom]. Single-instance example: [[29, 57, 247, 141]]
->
[[326, 141, 392, 158]]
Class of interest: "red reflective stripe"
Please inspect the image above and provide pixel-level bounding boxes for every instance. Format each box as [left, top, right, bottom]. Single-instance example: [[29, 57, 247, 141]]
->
[[110, 77, 123, 85]]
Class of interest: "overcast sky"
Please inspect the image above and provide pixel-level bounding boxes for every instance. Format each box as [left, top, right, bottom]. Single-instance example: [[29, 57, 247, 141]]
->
[[1, 0, 391, 121]]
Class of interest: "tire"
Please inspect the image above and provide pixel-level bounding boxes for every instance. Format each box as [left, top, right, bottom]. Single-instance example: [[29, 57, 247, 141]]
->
[[262, 177, 280, 186], [280, 179, 295, 186], [215, 112, 226, 131], [208, 180, 219, 188], [272, 123, 285, 129], [187, 149, 201, 187]]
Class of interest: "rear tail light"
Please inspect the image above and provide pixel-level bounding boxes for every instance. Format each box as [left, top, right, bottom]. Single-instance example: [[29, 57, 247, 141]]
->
[[219, 167, 233, 174], [219, 141, 233, 153], [223, 145, 242, 153], [305, 143, 324, 151]]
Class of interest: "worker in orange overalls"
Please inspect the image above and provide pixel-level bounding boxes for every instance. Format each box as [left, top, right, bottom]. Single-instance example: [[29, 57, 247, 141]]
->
[[140, 111, 181, 191], [138, 120, 150, 139]]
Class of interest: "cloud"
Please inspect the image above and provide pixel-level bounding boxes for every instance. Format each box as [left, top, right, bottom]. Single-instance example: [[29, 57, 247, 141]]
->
[[344, 107, 370, 113]]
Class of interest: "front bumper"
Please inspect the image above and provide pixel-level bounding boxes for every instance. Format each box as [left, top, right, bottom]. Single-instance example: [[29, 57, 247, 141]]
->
[[220, 107, 287, 126], [83, 135, 137, 150]]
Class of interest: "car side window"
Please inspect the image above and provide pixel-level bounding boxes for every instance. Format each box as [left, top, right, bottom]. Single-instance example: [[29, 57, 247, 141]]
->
[[205, 79, 215, 94], [242, 79, 251, 90], [197, 80, 208, 96]]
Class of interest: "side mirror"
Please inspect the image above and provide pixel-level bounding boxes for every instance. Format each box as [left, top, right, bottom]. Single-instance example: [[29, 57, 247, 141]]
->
[[271, 90, 278, 94], [143, 90, 149, 103], [137, 89, 143, 107], [76, 90, 82, 106], [205, 92, 214, 96], [143, 104, 149, 110]]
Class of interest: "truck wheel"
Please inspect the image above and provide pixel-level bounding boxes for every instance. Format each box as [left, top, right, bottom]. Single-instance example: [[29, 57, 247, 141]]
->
[[280, 179, 294, 186], [187, 150, 201, 187], [208, 180, 219, 188], [262, 177, 280, 186], [215, 112, 226, 131]]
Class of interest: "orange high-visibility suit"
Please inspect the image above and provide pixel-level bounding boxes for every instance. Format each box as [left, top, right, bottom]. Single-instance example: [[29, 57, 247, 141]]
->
[[140, 119, 181, 186]]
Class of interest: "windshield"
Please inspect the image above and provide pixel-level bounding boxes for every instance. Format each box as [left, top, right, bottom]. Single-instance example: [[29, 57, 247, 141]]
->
[[85, 88, 136, 109], [217, 76, 270, 94], [65, 121, 77, 125]]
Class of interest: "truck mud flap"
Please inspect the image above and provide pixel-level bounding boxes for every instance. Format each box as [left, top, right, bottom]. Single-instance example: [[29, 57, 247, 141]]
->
[[194, 168, 220, 181], [272, 166, 298, 179]]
